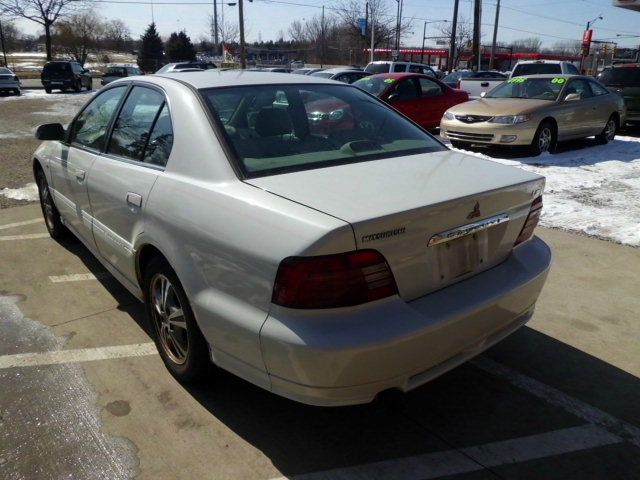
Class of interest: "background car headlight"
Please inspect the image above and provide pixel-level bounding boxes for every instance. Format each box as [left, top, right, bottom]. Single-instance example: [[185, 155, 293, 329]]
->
[[490, 115, 531, 124], [443, 111, 455, 120]]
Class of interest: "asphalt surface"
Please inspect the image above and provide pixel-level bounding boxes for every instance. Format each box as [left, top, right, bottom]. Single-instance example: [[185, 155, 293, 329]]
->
[[0, 204, 639, 480]]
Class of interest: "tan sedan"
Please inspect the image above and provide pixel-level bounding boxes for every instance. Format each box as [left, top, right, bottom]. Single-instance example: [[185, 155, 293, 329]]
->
[[440, 75, 626, 155]]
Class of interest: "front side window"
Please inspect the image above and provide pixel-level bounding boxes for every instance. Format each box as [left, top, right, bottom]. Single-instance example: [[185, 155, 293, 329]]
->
[[201, 84, 445, 177], [563, 79, 592, 100], [108, 86, 166, 161], [393, 64, 406, 73], [70, 86, 127, 150], [418, 78, 443, 97], [392, 78, 419, 100]]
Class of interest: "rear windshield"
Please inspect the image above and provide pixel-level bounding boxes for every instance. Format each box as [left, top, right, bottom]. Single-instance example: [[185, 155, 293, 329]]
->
[[311, 72, 334, 79], [442, 71, 474, 83], [43, 63, 71, 73], [0, 67, 11, 75], [512, 64, 561, 76], [487, 77, 564, 100], [598, 67, 640, 87], [201, 84, 445, 177], [365, 63, 391, 74], [106, 67, 126, 76]]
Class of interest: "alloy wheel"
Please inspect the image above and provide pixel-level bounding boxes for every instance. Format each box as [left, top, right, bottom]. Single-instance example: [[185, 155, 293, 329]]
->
[[538, 127, 552, 153], [150, 274, 189, 365], [605, 119, 616, 142]]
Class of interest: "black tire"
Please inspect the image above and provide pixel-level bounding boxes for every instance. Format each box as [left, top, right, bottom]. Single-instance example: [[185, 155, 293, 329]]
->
[[449, 140, 468, 150], [35, 168, 69, 240], [595, 115, 617, 145], [45, 87, 52, 94], [144, 257, 211, 383], [14, 88, 21, 96], [86, 79, 93, 91], [74, 80, 81, 93], [530, 121, 556, 156]]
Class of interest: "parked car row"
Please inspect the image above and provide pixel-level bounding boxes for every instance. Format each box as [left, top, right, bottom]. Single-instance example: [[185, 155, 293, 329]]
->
[[0, 67, 21, 95]]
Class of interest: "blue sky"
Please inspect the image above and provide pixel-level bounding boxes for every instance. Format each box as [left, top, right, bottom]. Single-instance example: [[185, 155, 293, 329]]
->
[[11, 0, 640, 49]]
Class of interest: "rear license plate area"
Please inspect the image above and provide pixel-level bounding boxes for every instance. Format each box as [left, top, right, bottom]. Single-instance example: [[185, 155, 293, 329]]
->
[[435, 231, 488, 280]]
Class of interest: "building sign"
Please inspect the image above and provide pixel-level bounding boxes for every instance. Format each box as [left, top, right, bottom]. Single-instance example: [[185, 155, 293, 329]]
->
[[582, 29, 593, 56]]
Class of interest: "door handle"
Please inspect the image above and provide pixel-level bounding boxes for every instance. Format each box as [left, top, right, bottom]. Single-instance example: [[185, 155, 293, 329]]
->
[[75, 169, 85, 181], [481, 82, 489, 87], [126, 192, 143, 208]]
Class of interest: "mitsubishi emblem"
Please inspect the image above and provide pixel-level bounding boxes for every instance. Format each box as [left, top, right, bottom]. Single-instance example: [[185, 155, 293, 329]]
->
[[467, 202, 481, 220]]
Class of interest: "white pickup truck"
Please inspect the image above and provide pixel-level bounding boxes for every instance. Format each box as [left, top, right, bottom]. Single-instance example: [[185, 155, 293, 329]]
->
[[457, 71, 508, 98]]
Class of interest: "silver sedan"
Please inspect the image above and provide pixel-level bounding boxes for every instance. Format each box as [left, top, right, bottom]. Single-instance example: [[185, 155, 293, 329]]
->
[[0, 67, 21, 95], [33, 71, 551, 406]]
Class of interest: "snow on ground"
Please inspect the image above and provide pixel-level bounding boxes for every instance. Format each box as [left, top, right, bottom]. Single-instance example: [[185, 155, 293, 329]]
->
[[0, 183, 38, 202], [451, 137, 640, 247]]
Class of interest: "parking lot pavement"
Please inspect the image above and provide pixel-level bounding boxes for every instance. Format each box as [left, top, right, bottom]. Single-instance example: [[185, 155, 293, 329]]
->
[[1, 204, 639, 480]]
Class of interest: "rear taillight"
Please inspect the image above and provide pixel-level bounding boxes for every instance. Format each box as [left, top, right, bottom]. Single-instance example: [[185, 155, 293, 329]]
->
[[272, 250, 398, 309], [515, 196, 543, 246]]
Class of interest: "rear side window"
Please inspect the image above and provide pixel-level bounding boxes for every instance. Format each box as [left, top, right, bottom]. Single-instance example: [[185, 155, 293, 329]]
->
[[418, 77, 443, 97], [589, 81, 609, 96], [512, 64, 561, 76], [107, 86, 166, 162], [143, 105, 173, 166], [393, 64, 406, 73], [70, 86, 127, 150], [566, 64, 579, 75]]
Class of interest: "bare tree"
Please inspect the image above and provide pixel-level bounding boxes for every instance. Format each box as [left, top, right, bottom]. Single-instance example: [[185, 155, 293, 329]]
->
[[209, 13, 238, 51], [548, 40, 581, 56], [439, 17, 472, 69], [0, 0, 86, 60], [54, 10, 102, 65], [103, 18, 130, 52], [510, 37, 542, 53], [0, 18, 20, 55]]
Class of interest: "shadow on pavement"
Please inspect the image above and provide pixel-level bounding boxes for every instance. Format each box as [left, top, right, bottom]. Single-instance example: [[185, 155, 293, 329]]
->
[[58, 234, 640, 479]]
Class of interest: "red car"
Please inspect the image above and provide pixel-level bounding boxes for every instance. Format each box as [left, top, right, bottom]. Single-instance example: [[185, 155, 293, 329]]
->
[[353, 73, 470, 129]]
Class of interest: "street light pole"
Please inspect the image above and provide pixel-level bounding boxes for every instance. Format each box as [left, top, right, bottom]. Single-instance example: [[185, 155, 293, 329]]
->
[[0, 19, 7, 68], [489, 0, 500, 70], [239, 0, 246, 68], [420, 21, 426, 64], [213, 0, 219, 55], [580, 15, 602, 74], [448, 0, 460, 72]]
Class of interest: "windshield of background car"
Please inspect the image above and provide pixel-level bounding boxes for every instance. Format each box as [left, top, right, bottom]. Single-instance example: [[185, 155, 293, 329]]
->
[[442, 71, 473, 83], [201, 84, 445, 177], [598, 67, 640, 87], [486, 77, 564, 100], [0, 68, 11, 75], [352, 76, 394, 96], [106, 67, 126, 76], [365, 63, 391, 74], [511, 64, 562, 76], [311, 72, 334, 79]]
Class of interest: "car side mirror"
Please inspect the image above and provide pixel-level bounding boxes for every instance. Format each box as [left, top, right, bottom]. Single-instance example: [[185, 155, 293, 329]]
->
[[564, 93, 581, 102], [35, 123, 66, 141]]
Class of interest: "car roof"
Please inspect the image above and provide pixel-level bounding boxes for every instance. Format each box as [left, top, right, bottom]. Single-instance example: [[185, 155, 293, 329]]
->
[[153, 70, 340, 89], [360, 72, 436, 80], [514, 60, 567, 65], [513, 74, 582, 79], [318, 67, 363, 74]]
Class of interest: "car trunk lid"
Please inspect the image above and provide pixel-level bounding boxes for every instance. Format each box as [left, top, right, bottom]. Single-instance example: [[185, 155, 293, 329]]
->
[[246, 150, 545, 301]]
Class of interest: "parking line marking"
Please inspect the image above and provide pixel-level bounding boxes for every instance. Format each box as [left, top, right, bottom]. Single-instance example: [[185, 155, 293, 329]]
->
[[471, 356, 640, 448], [49, 272, 111, 283], [0, 233, 50, 241], [267, 424, 622, 480], [0, 342, 157, 369], [0, 218, 43, 230]]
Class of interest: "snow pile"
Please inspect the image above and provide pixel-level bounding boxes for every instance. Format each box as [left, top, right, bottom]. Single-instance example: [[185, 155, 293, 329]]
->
[[0, 183, 39, 202], [452, 136, 640, 246]]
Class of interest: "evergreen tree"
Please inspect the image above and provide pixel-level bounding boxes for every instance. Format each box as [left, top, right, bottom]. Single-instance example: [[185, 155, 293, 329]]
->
[[137, 23, 164, 72], [165, 30, 197, 62]]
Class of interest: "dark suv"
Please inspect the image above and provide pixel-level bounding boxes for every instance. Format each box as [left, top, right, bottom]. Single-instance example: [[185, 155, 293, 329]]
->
[[598, 64, 640, 124], [41, 61, 93, 93]]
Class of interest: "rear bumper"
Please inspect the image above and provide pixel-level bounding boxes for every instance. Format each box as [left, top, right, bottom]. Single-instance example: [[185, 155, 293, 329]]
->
[[260, 236, 552, 406]]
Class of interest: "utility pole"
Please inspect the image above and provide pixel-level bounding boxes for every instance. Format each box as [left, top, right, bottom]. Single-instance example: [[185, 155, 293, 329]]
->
[[213, 0, 219, 56], [489, 0, 500, 70], [239, 0, 246, 68], [472, 0, 482, 71], [0, 20, 7, 68], [448, 0, 459, 72], [321, 5, 324, 68], [420, 21, 427, 64], [370, 7, 375, 63]]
